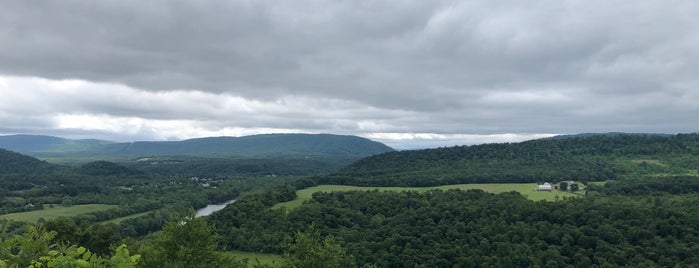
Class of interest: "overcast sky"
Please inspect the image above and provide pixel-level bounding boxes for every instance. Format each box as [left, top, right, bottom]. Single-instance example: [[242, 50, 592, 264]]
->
[[1, 1, 698, 149]]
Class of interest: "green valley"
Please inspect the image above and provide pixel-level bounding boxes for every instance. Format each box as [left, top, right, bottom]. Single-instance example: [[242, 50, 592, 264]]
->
[[4, 133, 699, 267]]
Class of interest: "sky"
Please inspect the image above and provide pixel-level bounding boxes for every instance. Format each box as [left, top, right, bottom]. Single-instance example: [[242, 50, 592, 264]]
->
[[1, 1, 698, 149]]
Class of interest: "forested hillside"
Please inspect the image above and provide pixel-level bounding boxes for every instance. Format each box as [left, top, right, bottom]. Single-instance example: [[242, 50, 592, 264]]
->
[[126, 156, 353, 177], [203, 132, 699, 267], [207, 179, 699, 267], [0, 148, 56, 174], [78, 160, 138, 176], [322, 133, 699, 186], [0, 133, 394, 159]]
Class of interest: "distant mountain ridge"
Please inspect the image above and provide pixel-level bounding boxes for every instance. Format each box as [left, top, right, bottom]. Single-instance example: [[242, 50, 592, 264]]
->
[[0, 133, 394, 159], [0, 135, 114, 153]]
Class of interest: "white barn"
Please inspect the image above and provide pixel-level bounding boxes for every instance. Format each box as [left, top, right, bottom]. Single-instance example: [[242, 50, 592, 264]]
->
[[538, 182, 552, 191]]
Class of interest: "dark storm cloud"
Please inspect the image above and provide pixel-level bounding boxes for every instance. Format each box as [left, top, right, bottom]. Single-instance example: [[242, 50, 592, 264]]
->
[[1, 0, 698, 146]]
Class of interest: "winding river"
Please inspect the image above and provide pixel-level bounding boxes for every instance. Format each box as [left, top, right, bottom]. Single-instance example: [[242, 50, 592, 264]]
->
[[194, 199, 236, 217]]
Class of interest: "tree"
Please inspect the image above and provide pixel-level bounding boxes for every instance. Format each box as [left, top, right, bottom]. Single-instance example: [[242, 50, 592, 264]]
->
[[570, 183, 579, 192], [283, 230, 355, 268], [560, 182, 569, 191], [138, 211, 245, 268]]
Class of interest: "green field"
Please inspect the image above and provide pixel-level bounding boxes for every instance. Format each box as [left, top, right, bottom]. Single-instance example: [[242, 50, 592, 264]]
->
[[273, 184, 581, 210], [101, 210, 157, 224], [222, 250, 283, 267], [0, 204, 118, 222]]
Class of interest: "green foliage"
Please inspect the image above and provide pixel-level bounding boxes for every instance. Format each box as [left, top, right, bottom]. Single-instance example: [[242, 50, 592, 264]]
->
[[570, 183, 579, 192], [138, 212, 246, 268], [0, 149, 56, 174], [127, 156, 354, 177], [0, 224, 139, 268], [215, 188, 699, 267], [322, 133, 699, 186], [283, 230, 355, 268], [559, 181, 568, 191], [208, 184, 298, 253], [78, 161, 136, 176], [221, 251, 283, 268], [601, 175, 699, 195]]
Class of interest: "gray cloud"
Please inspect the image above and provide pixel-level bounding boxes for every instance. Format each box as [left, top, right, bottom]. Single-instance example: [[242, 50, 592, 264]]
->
[[1, 0, 699, 147]]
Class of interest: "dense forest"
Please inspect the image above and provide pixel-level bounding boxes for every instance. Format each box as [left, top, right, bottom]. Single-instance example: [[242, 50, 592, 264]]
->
[[210, 185, 699, 267], [320, 133, 699, 186], [0, 148, 57, 174]]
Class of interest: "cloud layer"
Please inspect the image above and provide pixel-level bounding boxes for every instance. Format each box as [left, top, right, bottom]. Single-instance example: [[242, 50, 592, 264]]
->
[[1, 1, 698, 148]]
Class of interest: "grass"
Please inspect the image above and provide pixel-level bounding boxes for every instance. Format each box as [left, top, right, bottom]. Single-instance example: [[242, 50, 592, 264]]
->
[[222, 250, 283, 267], [631, 159, 667, 166], [101, 210, 157, 224], [0, 204, 118, 222], [273, 184, 581, 210]]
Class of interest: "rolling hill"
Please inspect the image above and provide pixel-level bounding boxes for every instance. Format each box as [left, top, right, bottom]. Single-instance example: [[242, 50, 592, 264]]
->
[[0, 134, 394, 160], [318, 133, 699, 186], [0, 148, 56, 174]]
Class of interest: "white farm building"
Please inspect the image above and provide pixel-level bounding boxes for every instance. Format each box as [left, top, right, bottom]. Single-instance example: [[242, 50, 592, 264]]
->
[[538, 182, 552, 191]]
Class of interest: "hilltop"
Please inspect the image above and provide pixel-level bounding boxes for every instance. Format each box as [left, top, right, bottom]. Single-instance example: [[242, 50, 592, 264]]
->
[[0, 133, 394, 160], [318, 133, 699, 186], [0, 148, 56, 174]]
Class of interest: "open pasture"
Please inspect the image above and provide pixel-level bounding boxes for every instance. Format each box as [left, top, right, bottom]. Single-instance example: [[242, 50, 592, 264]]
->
[[273, 183, 580, 210], [0, 204, 117, 222]]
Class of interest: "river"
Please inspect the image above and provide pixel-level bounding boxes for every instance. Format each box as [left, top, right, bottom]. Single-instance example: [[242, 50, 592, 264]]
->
[[194, 199, 236, 217]]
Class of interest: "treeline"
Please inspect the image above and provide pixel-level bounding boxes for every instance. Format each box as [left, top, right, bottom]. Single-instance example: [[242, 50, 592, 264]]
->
[[209, 186, 699, 267], [320, 134, 699, 186], [599, 175, 699, 195], [79, 160, 139, 176], [126, 156, 354, 177]]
